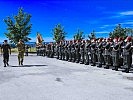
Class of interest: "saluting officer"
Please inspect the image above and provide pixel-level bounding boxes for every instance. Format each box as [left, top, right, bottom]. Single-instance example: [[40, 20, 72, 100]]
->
[[80, 40, 85, 64], [112, 38, 120, 71], [103, 38, 112, 69], [97, 38, 104, 68], [122, 36, 132, 73], [90, 38, 97, 66], [75, 40, 81, 63], [84, 40, 91, 65]]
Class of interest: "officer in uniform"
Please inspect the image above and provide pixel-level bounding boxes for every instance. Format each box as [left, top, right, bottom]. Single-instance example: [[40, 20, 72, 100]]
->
[[97, 38, 104, 68], [122, 36, 132, 73], [59, 41, 62, 60], [71, 40, 76, 62], [25, 45, 29, 56], [90, 38, 97, 66], [17, 39, 25, 65], [64, 41, 69, 61], [84, 40, 91, 65], [68, 40, 72, 62], [112, 38, 120, 71], [103, 38, 112, 69], [62, 41, 66, 60], [1, 40, 11, 67], [80, 40, 85, 64], [56, 42, 60, 59], [75, 40, 81, 63]]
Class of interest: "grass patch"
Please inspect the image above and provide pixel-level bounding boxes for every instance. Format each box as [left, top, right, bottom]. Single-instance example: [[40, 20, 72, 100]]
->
[[11, 48, 36, 53]]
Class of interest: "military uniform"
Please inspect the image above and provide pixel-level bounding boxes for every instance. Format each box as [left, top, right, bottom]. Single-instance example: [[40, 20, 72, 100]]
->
[[90, 40, 97, 66], [103, 39, 112, 69], [75, 40, 81, 63], [84, 40, 91, 65], [17, 40, 25, 65], [80, 41, 85, 64], [71, 41, 76, 62], [1, 40, 11, 67], [112, 39, 120, 71], [25, 45, 29, 56], [56, 43, 60, 59], [64, 41, 69, 61], [68, 41, 72, 62], [97, 41, 104, 67], [122, 37, 132, 73]]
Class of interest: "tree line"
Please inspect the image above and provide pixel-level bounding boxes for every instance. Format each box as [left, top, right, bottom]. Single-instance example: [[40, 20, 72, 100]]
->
[[4, 8, 133, 44]]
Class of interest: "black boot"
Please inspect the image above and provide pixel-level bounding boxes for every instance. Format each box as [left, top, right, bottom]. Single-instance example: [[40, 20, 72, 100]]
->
[[125, 68, 129, 73], [4, 64, 6, 67], [104, 65, 109, 69], [91, 63, 96, 66], [115, 66, 118, 71], [97, 64, 102, 68], [21, 59, 23, 65]]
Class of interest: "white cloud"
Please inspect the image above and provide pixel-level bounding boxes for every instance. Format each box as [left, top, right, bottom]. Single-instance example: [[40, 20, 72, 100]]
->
[[120, 11, 133, 16], [120, 21, 133, 25], [108, 11, 133, 19], [96, 31, 110, 34]]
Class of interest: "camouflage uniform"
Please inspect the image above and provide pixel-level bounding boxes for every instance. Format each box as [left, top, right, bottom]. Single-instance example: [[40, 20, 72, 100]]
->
[[97, 41, 104, 67], [75, 40, 81, 63], [122, 37, 132, 73], [103, 39, 112, 69], [80, 41, 85, 64], [56, 42, 60, 59], [17, 40, 25, 65], [71, 41, 76, 62], [112, 39, 120, 71], [84, 40, 91, 65], [68, 41, 72, 62], [90, 40, 97, 66], [64, 41, 69, 61]]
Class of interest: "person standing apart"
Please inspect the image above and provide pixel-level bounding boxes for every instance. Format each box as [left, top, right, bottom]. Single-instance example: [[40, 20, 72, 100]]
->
[[1, 40, 11, 67], [17, 39, 25, 65]]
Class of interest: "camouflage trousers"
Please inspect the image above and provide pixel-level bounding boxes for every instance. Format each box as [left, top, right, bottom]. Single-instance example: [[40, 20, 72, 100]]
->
[[18, 51, 24, 65]]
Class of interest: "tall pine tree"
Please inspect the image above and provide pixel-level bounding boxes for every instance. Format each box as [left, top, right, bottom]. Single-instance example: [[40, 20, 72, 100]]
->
[[4, 8, 32, 44]]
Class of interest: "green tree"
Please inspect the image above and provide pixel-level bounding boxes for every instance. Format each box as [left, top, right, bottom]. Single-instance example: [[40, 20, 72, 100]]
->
[[73, 29, 84, 40], [88, 30, 96, 40], [4, 8, 32, 44], [109, 24, 126, 38], [52, 24, 66, 42], [125, 28, 133, 37]]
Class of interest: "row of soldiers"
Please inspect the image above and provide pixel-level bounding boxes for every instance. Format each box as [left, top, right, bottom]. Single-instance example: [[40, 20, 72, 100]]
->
[[37, 36, 133, 73]]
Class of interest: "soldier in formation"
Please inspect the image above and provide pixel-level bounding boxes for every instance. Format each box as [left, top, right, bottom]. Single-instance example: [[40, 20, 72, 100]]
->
[[40, 36, 132, 73]]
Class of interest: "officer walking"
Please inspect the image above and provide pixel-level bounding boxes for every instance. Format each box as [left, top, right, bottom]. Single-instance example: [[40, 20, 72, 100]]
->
[[17, 39, 25, 65], [1, 40, 11, 67]]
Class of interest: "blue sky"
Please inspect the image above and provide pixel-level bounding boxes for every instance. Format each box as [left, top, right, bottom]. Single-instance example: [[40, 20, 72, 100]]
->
[[0, 0, 133, 42]]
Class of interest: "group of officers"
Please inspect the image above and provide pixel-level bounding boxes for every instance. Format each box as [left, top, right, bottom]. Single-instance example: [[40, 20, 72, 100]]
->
[[37, 36, 133, 73], [1, 39, 26, 67]]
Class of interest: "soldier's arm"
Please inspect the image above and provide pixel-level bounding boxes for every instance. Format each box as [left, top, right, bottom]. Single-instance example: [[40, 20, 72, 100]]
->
[[9, 45, 11, 55]]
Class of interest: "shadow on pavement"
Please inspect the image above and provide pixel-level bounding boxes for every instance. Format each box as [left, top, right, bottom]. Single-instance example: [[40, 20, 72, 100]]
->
[[11, 65, 47, 67]]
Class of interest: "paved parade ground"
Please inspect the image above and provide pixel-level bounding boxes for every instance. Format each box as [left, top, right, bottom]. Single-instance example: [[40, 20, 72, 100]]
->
[[0, 54, 133, 100]]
